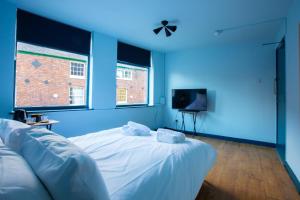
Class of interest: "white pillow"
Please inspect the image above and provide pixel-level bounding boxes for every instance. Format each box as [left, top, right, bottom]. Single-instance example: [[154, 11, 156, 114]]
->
[[7, 127, 110, 200], [127, 121, 151, 136], [0, 140, 52, 200], [0, 118, 30, 144], [121, 125, 142, 136]]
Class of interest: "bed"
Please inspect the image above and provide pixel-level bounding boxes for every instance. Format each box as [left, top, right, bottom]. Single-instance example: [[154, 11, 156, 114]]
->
[[69, 128, 217, 200]]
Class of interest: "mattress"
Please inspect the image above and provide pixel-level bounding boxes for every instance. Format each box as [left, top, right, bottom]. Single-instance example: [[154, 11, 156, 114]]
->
[[69, 128, 216, 200]]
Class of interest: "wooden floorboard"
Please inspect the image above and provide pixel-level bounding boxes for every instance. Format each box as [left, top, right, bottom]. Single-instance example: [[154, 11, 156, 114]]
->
[[193, 136, 300, 200]]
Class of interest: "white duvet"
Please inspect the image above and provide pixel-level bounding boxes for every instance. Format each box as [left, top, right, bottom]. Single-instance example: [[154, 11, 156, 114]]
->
[[69, 128, 216, 200]]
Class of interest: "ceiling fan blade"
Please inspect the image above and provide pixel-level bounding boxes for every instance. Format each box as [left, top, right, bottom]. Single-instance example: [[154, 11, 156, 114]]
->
[[153, 27, 163, 34], [165, 28, 172, 37], [166, 25, 177, 32]]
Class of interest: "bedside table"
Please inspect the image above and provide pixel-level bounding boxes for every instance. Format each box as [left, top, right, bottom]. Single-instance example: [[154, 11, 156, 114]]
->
[[27, 120, 59, 130]]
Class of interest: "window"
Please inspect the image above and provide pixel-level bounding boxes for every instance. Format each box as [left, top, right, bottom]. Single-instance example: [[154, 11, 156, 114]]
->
[[116, 88, 127, 104], [124, 71, 132, 79], [70, 62, 85, 78], [116, 68, 132, 80], [14, 10, 91, 110], [15, 42, 88, 108], [116, 42, 151, 106], [116, 63, 149, 105], [69, 87, 84, 105]]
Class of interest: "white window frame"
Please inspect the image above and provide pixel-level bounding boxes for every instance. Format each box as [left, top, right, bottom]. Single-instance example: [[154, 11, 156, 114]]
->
[[70, 61, 86, 79], [117, 88, 128, 104], [116, 68, 132, 80], [69, 87, 84, 105]]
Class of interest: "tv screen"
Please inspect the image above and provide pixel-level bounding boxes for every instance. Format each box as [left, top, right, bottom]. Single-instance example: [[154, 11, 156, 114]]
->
[[172, 89, 207, 111]]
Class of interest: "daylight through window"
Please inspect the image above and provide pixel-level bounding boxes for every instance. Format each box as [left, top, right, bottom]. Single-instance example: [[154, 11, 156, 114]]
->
[[116, 63, 148, 106], [15, 42, 88, 108]]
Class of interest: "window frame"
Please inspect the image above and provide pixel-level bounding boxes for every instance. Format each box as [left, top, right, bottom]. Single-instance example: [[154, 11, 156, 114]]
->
[[116, 68, 132, 80], [13, 41, 91, 111], [116, 62, 150, 107], [69, 87, 85, 105], [70, 61, 86, 79]]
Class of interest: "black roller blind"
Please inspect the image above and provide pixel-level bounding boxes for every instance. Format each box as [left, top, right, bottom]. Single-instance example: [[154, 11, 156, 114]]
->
[[117, 42, 151, 67], [17, 9, 91, 55]]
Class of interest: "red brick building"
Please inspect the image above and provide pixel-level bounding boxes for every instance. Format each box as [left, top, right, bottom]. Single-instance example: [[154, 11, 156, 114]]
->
[[15, 42, 87, 108], [116, 64, 148, 105], [15, 42, 148, 108]]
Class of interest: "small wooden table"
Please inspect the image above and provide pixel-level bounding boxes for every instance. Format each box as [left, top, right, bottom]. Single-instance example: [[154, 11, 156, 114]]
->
[[27, 120, 59, 130]]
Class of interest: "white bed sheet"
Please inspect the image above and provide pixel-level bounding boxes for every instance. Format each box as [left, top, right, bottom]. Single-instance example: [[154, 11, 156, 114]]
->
[[69, 128, 216, 200]]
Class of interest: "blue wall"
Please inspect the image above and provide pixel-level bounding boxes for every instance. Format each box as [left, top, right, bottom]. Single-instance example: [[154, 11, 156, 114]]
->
[[0, 1, 16, 119], [164, 43, 276, 143], [1, 3, 299, 187], [0, 0, 299, 187], [283, 0, 300, 187], [0, 1, 165, 137]]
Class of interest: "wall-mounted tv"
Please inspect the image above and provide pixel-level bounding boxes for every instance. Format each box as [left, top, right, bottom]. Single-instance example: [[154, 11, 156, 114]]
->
[[172, 89, 207, 111]]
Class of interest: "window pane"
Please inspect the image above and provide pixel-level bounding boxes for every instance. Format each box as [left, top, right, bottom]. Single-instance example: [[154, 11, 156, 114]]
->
[[15, 42, 88, 108], [116, 63, 148, 105], [69, 87, 84, 105], [71, 62, 85, 77], [116, 69, 123, 79], [124, 71, 132, 79]]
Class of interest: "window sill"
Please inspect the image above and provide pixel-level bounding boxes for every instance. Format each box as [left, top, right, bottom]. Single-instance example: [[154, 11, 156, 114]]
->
[[11, 107, 93, 114], [11, 105, 159, 114], [115, 105, 154, 109]]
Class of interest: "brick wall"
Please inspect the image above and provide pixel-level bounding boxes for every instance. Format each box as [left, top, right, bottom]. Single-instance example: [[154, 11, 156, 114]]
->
[[116, 69, 148, 104], [15, 53, 86, 107], [15, 50, 148, 107]]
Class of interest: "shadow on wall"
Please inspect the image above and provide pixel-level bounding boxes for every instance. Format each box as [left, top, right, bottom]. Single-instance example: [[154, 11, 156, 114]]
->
[[194, 90, 216, 133], [207, 90, 216, 112]]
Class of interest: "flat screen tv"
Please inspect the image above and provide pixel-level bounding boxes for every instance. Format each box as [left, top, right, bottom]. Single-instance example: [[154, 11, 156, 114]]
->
[[172, 89, 207, 111]]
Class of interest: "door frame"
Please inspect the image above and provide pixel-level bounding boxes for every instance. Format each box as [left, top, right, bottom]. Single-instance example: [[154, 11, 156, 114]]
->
[[275, 37, 286, 161]]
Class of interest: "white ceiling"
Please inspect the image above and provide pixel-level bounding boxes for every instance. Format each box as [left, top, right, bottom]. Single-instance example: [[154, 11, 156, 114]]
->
[[6, 0, 293, 52]]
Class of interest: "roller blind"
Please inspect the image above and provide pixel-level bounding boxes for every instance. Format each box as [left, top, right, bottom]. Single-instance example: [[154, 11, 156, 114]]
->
[[117, 42, 151, 67], [17, 9, 91, 55]]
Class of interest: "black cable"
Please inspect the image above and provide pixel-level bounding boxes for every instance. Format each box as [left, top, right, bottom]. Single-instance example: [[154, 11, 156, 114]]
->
[[175, 110, 179, 130]]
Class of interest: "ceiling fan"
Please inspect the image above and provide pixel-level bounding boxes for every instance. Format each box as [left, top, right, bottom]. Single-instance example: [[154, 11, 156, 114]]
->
[[153, 20, 177, 37]]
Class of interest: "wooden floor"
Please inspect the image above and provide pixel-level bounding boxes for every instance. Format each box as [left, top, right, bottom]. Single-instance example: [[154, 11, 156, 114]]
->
[[193, 136, 300, 200]]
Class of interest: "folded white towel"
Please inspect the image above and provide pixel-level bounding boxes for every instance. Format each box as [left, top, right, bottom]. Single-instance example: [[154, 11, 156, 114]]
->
[[121, 122, 151, 136], [156, 129, 186, 144], [127, 121, 151, 136]]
